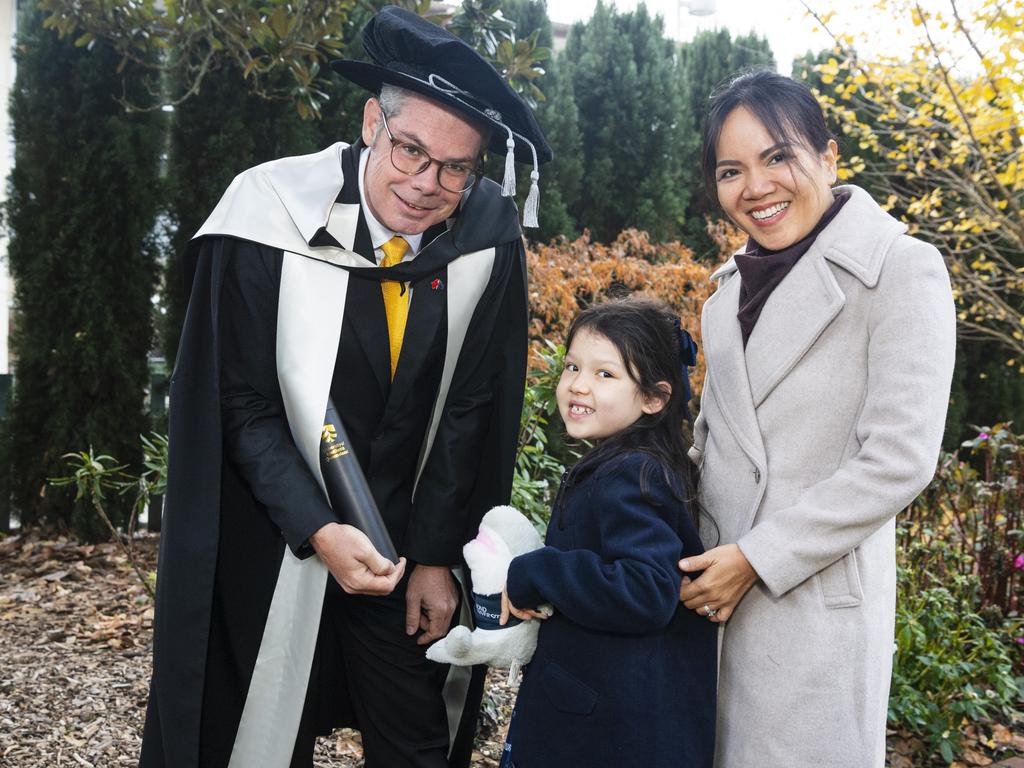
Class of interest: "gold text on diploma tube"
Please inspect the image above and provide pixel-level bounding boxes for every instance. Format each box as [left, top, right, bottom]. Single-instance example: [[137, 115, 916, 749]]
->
[[322, 424, 338, 444], [324, 442, 350, 461]]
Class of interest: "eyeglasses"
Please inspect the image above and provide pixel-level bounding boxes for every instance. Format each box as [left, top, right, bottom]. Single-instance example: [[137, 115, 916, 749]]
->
[[378, 109, 481, 194]]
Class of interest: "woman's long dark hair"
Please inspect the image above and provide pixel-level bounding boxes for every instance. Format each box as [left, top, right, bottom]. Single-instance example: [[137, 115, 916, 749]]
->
[[564, 297, 698, 522]]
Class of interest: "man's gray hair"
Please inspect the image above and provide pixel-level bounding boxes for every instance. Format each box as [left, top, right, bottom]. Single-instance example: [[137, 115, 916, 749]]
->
[[374, 83, 491, 155], [378, 84, 409, 119], [370, 85, 409, 143]]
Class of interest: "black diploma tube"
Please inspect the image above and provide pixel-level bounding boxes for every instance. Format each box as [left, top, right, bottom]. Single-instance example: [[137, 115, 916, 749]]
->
[[320, 399, 400, 564]]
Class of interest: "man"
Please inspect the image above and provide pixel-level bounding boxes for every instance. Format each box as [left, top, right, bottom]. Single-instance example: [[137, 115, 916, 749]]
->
[[139, 7, 551, 768]]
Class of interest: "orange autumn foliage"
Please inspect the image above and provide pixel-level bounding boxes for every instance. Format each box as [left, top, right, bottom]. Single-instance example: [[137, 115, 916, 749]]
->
[[525, 224, 742, 397]]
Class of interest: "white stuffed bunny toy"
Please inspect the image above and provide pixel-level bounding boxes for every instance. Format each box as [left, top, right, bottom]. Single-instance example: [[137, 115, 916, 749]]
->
[[426, 505, 548, 683]]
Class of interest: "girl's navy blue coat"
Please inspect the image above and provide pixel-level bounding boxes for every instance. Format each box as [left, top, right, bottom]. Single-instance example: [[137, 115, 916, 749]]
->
[[505, 452, 716, 768]]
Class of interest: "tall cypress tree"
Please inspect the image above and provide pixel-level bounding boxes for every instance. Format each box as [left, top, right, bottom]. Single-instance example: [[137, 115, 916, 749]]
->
[[563, 2, 690, 243], [5, 2, 163, 537], [160, 64, 321, 369], [624, 6, 689, 239], [501, 0, 583, 242], [530, 60, 584, 243]]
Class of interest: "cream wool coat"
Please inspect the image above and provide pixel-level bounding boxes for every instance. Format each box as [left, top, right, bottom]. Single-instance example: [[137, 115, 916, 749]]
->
[[691, 185, 956, 768]]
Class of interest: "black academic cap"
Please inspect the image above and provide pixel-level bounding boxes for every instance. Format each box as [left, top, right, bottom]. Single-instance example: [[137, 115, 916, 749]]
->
[[331, 5, 552, 168]]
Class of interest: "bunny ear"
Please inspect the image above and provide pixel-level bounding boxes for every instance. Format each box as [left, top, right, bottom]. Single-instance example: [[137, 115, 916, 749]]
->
[[473, 526, 499, 554]]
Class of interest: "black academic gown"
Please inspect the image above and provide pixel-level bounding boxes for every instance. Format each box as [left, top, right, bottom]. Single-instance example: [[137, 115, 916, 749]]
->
[[140, 141, 528, 768]]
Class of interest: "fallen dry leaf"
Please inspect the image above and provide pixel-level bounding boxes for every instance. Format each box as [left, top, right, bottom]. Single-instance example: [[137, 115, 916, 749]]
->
[[962, 746, 993, 765]]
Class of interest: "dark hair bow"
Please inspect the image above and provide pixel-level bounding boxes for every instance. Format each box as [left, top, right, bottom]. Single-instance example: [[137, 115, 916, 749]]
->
[[673, 317, 698, 414]]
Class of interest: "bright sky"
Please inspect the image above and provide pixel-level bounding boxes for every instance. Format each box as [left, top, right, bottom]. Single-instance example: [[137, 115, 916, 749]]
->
[[543, 0, 950, 74]]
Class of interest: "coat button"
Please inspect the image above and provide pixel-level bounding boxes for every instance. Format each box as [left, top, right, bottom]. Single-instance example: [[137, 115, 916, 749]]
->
[[753, 468, 761, 483]]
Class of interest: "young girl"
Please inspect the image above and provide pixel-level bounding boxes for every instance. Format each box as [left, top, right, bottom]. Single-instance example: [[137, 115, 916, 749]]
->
[[498, 297, 716, 768]]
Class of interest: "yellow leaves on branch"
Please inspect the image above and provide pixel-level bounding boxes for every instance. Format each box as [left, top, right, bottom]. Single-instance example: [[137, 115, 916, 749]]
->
[[525, 226, 735, 395], [806, 0, 1024, 357]]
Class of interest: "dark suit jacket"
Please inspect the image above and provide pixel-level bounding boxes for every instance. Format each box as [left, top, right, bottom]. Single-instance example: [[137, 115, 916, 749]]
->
[[505, 452, 717, 768]]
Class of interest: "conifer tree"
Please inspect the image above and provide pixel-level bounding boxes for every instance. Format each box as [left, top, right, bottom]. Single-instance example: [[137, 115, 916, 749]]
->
[[501, 0, 582, 242], [160, 64, 320, 368], [563, 2, 690, 243], [530, 61, 584, 243], [5, 2, 163, 537]]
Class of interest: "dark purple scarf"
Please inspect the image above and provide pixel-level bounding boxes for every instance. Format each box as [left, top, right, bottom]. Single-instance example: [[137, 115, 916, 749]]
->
[[736, 189, 850, 347]]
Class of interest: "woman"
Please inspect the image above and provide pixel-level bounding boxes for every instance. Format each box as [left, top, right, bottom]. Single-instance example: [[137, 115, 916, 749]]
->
[[678, 70, 955, 767]]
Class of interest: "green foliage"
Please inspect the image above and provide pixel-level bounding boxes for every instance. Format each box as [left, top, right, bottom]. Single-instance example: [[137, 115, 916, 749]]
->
[[891, 561, 1019, 762], [905, 424, 1024, 616], [890, 424, 1024, 762], [561, 2, 690, 243], [449, 0, 516, 56], [38, 0, 550, 118], [512, 341, 568, 533], [159, 60, 323, 367], [499, 0, 582, 242], [48, 434, 168, 597], [499, 0, 554, 49], [38, 0, 358, 120], [448, 0, 549, 109], [530, 63, 584, 243], [5, 1, 162, 539]]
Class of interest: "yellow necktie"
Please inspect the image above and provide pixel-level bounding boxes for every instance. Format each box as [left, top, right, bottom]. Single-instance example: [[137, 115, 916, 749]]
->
[[380, 236, 410, 380]]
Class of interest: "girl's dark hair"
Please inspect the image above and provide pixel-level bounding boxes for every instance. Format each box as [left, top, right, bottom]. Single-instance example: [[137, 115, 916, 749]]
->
[[565, 297, 698, 522], [700, 69, 837, 207]]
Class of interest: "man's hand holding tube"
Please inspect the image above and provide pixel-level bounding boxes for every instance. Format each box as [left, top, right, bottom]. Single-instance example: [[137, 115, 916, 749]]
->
[[311, 522, 406, 595], [678, 543, 758, 623]]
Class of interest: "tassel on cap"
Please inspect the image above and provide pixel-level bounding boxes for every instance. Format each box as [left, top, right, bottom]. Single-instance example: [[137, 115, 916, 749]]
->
[[501, 128, 516, 197], [521, 135, 540, 228], [523, 170, 540, 229]]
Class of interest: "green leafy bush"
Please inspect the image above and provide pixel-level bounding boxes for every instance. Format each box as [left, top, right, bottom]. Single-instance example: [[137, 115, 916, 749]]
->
[[890, 552, 1019, 762], [891, 423, 1024, 763], [904, 424, 1024, 619], [511, 341, 567, 532]]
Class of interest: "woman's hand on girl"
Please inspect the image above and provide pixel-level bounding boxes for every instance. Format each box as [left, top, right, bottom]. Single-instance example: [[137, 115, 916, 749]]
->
[[678, 545, 759, 622], [500, 586, 551, 625]]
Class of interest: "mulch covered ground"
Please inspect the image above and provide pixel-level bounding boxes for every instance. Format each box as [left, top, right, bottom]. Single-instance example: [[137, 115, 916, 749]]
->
[[0, 533, 514, 768], [0, 531, 1020, 767]]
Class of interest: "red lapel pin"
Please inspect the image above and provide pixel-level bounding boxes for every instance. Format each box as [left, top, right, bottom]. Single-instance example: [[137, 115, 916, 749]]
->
[[431, 278, 444, 290]]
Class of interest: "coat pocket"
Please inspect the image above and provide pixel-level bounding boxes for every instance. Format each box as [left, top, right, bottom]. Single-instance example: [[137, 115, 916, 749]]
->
[[539, 661, 598, 715], [816, 550, 864, 608]]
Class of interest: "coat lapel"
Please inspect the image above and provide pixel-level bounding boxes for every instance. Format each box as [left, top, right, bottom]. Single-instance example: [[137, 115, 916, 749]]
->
[[324, 144, 391, 398], [744, 248, 846, 408], [702, 265, 767, 470], [344, 275, 392, 398]]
